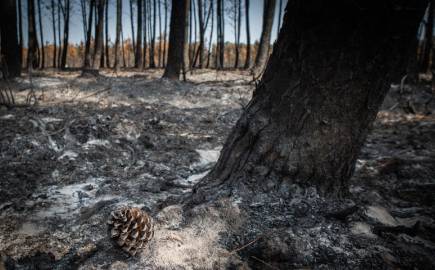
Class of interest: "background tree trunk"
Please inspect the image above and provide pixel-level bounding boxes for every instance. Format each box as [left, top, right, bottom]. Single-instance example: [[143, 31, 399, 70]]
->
[[105, 0, 110, 68], [142, 0, 148, 68], [421, 1, 434, 73], [216, 0, 224, 69], [158, 0, 162, 67], [276, 0, 282, 37], [252, 0, 276, 76], [114, 0, 122, 70], [183, 0, 191, 77], [27, 0, 39, 69], [163, 0, 168, 66], [0, 0, 21, 77], [234, 0, 241, 68], [149, 0, 156, 68], [51, 0, 57, 68], [135, 0, 143, 68], [190, 0, 426, 204], [80, 0, 88, 42], [93, 0, 105, 68], [196, 0, 204, 68], [162, 0, 189, 79], [243, 0, 251, 69], [57, 0, 62, 67], [60, 0, 70, 69], [37, 0, 45, 69], [18, 0, 24, 69], [83, 0, 95, 69], [206, 0, 214, 68], [130, 0, 136, 54]]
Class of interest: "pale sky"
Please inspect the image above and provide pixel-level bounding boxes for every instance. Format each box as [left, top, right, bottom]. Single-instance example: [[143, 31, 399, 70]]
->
[[20, 0, 288, 46]]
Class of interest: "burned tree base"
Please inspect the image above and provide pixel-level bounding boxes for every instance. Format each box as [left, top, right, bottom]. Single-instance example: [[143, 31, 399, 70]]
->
[[81, 68, 100, 77]]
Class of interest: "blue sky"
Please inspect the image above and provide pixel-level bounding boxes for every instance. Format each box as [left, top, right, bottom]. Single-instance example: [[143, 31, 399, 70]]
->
[[21, 0, 288, 46]]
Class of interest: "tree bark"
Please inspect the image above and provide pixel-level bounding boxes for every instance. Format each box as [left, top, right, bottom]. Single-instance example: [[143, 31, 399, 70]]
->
[[105, 0, 110, 68], [190, 0, 426, 204], [114, 0, 122, 70], [234, 0, 241, 68], [158, 0, 162, 67], [149, 0, 156, 68], [276, 0, 282, 37], [0, 0, 21, 77], [83, 0, 95, 69], [162, 0, 190, 79], [421, 1, 433, 73], [163, 0, 168, 66], [60, 0, 70, 69], [196, 0, 204, 68], [252, 0, 276, 76], [51, 0, 57, 68], [206, 0, 214, 68], [37, 0, 45, 69], [93, 0, 105, 68], [135, 0, 143, 68], [27, 0, 39, 69], [183, 0, 191, 77], [243, 0, 251, 69], [57, 0, 62, 67], [18, 0, 24, 69], [216, 0, 224, 69], [80, 0, 88, 42], [142, 0, 148, 69], [129, 0, 136, 54]]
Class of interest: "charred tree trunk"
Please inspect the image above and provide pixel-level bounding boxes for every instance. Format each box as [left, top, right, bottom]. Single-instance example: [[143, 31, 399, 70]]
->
[[80, 0, 88, 42], [121, 28, 127, 67], [37, 0, 45, 69], [0, 0, 21, 77], [422, 1, 434, 73], [162, 0, 189, 79], [206, 0, 214, 68], [142, 0, 148, 68], [51, 0, 57, 68], [216, 0, 224, 69], [243, 0, 251, 69], [105, 0, 110, 68], [93, 0, 105, 68], [190, 0, 426, 204], [60, 0, 70, 69], [163, 0, 168, 66], [129, 0, 136, 54], [183, 0, 191, 77], [27, 0, 39, 69], [149, 0, 156, 68], [135, 0, 143, 68], [83, 0, 95, 69], [114, 0, 122, 70], [18, 0, 24, 69], [57, 0, 62, 67], [196, 0, 204, 68], [158, 0, 162, 67], [234, 0, 241, 68], [252, 0, 276, 76]]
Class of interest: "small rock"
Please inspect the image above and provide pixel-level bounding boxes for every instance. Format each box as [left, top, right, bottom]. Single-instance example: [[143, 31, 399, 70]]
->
[[109, 261, 128, 270]]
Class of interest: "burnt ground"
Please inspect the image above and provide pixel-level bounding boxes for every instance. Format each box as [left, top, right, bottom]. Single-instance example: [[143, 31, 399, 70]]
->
[[0, 69, 434, 269]]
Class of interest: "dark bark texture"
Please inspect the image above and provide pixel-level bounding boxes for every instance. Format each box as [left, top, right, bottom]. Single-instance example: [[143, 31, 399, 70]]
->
[[60, 0, 70, 69], [27, 0, 39, 69], [114, 0, 122, 70], [252, 0, 276, 76], [134, 0, 143, 68], [162, 0, 190, 79], [191, 0, 426, 203], [0, 0, 21, 77]]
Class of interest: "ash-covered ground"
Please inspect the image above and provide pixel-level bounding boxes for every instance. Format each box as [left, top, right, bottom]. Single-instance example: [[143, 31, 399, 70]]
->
[[0, 69, 434, 269]]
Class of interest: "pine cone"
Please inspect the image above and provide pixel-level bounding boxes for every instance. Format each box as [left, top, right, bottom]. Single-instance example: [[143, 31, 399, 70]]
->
[[107, 206, 154, 255]]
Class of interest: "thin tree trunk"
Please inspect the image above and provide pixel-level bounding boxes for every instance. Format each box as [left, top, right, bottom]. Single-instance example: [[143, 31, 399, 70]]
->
[[190, 0, 197, 69], [18, 0, 23, 68], [80, 0, 88, 41], [60, 0, 70, 69], [196, 0, 204, 68], [27, 0, 39, 69], [190, 0, 427, 204], [57, 0, 62, 68], [163, 0, 190, 80], [216, 0, 224, 69], [130, 0, 136, 54], [149, 0, 156, 68], [142, 0, 148, 68], [183, 0, 191, 77], [163, 0, 168, 66], [93, 0, 105, 68], [114, 0, 122, 70], [37, 0, 45, 69], [105, 0, 110, 68], [252, 0, 276, 76], [51, 0, 57, 68], [234, 0, 241, 68], [422, 1, 434, 73], [158, 0, 162, 67], [0, 0, 21, 77], [83, 0, 95, 69], [206, 0, 213, 68], [135, 0, 143, 68], [121, 28, 127, 67]]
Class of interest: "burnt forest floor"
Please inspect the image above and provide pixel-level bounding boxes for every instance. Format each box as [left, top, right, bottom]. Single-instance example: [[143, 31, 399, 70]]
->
[[0, 69, 434, 269]]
